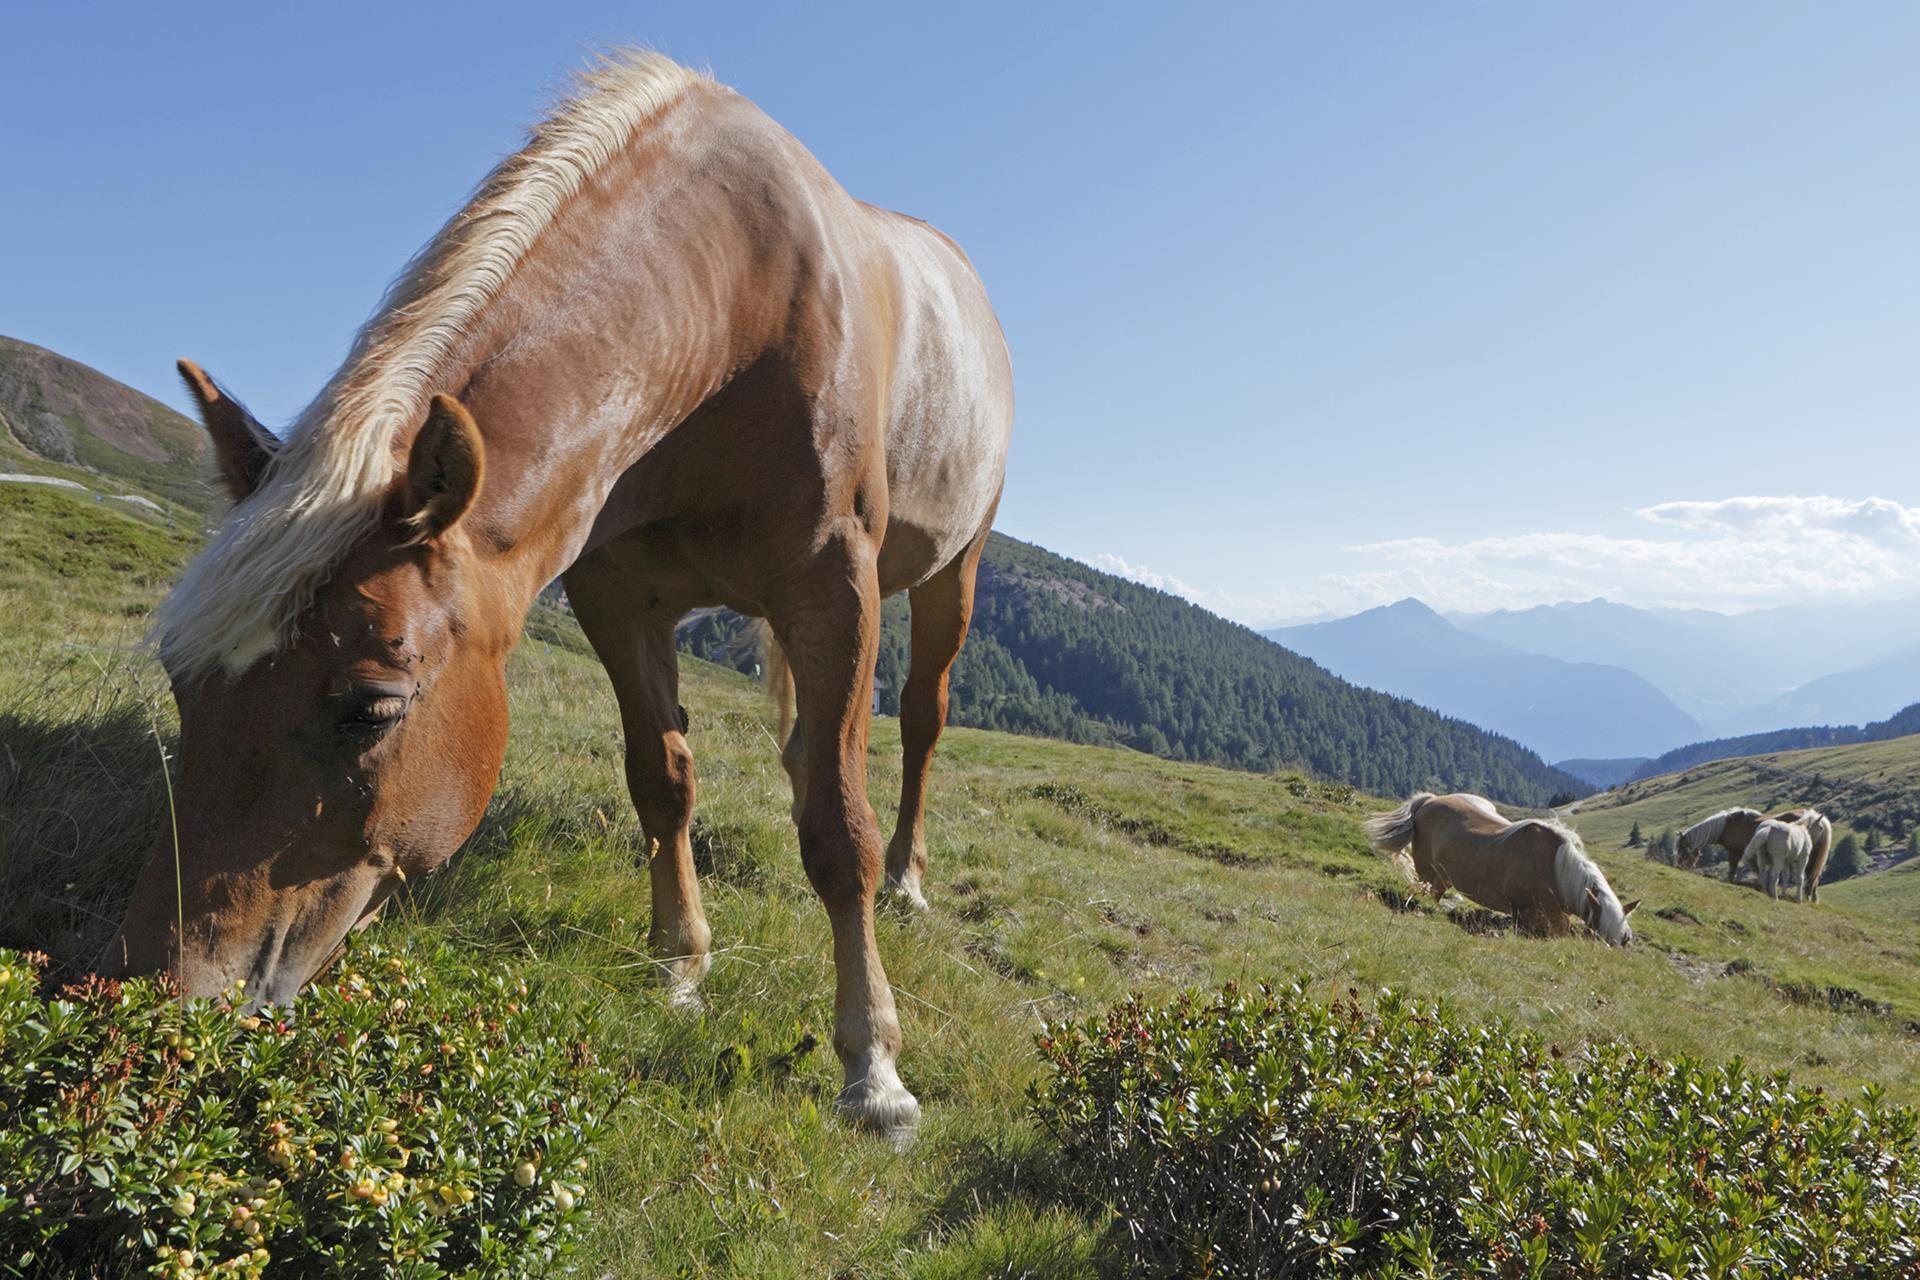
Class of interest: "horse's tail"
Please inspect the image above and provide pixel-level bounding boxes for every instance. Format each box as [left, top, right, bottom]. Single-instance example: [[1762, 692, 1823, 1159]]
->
[[1801, 809, 1833, 903], [1365, 792, 1436, 856], [754, 620, 794, 745]]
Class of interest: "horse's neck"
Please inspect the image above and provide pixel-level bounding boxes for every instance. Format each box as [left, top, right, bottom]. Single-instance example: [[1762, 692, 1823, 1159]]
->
[[443, 106, 805, 611], [1725, 812, 1760, 847]]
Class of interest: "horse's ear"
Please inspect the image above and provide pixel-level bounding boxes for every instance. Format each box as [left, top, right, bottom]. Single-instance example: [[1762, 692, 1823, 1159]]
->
[[403, 394, 485, 542], [1585, 886, 1601, 908], [178, 359, 274, 500], [1622, 898, 1642, 917]]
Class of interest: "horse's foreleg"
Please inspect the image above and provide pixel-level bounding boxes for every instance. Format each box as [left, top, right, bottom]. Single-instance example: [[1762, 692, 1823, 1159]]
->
[[772, 533, 919, 1138], [885, 529, 988, 911], [565, 557, 711, 1008]]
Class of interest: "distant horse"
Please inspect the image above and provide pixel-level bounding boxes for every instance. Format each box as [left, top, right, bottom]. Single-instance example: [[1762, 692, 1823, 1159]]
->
[[1677, 807, 1834, 901], [1747, 814, 1821, 902], [105, 52, 1014, 1137], [1366, 793, 1640, 944]]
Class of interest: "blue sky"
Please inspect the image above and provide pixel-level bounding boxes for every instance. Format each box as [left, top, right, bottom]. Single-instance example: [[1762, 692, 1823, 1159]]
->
[[4, 3, 1916, 622]]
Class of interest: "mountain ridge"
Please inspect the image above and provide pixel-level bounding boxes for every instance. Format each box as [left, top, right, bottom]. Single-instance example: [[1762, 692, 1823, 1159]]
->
[[1268, 599, 1703, 761]]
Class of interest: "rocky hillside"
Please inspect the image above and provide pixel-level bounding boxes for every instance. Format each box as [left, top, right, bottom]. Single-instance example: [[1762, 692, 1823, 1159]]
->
[[0, 336, 215, 514]]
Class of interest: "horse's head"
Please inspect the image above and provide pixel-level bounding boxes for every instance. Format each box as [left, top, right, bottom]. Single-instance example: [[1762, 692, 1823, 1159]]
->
[[106, 365, 512, 1006], [1583, 885, 1642, 946], [1673, 828, 1702, 868]]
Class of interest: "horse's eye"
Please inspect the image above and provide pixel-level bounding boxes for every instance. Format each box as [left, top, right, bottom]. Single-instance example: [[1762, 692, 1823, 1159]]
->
[[342, 693, 410, 736]]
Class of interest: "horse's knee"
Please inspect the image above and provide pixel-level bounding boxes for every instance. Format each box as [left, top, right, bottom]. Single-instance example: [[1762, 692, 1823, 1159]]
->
[[628, 732, 696, 836], [797, 801, 881, 906], [781, 726, 808, 820]]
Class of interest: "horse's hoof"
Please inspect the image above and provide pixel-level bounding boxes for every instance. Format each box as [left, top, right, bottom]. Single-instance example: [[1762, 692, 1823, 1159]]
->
[[652, 949, 711, 1010], [836, 1058, 921, 1146], [883, 874, 931, 913]]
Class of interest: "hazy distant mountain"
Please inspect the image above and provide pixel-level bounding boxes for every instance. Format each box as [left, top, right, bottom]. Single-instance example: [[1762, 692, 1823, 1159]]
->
[[1451, 596, 1920, 730], [1268, 599, 1703, 761], [1448, 599, 1783, 725], [1723, 643, 1920, 736], [1555, 757, 1652, 789]]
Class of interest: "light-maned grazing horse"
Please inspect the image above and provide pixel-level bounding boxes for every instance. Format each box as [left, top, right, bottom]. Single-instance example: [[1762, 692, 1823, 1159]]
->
[[1677, 807, 1834, 902], [1366, 793, 1640, 944], [1747, 814, 1820, 902], [104, 53, 1013, 1137]]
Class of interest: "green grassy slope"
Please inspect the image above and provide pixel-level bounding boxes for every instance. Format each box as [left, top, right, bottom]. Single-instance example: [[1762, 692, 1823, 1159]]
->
[[1568, 734, 1920, 862], [1826, 854, 1920, 921], [7, 487, 1920, 1277]]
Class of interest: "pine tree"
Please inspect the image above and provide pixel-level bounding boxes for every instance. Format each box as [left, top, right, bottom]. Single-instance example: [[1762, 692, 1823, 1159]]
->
[[1627, 822, 1643, 848]]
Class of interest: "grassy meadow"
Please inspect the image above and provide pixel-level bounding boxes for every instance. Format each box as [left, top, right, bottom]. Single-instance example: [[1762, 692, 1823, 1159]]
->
[[7, 480, 1920, 1276], [1568, 733, 1920, 856]]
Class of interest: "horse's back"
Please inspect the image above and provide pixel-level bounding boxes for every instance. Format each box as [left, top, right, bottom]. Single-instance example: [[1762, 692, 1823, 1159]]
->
[[866, 207, 1013, 590], [691, 92, 1012, 590], [572, 85, 1009, 605], [1415, 796, 1559, 913]]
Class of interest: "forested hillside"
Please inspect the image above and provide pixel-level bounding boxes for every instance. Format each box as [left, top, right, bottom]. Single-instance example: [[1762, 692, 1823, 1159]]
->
[[682, 534, 1587, 805], [1629, 701, 1920, 781]]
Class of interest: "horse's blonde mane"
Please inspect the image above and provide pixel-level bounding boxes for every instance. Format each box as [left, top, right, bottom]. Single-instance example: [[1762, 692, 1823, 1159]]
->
[[1531, 820, 1630, 941], [1680, 807, 1755, 851], [155, 50, 708, 678]]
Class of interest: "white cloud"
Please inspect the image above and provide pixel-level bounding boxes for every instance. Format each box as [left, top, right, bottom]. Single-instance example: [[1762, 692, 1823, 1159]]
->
[[1090, 553, 1202, 600], [1342, 495, 1920, 614], [1089, 552, 1322, 625]]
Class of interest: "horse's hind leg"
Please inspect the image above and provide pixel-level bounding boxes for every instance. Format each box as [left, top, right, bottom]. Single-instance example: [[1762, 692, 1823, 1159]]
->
[[770, 533, 919, 1137], [885, 529, 989, 910], [565, 555, 711, 1007], [1410, 841, 1450, 901]]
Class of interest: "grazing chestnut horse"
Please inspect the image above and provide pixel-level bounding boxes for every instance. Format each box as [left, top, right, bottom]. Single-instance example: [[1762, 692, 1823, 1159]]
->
[[1366, 793, 1640, 944], [106, 53, 1013, 1136], [1677, 807, 1834, 902]]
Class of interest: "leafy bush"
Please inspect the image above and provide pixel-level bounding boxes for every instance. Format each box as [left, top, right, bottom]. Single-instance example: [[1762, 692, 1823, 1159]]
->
[[0, 937, 621, 1279], [1032, 983, 1920, 1278], [1828, 833, 1871, 883]]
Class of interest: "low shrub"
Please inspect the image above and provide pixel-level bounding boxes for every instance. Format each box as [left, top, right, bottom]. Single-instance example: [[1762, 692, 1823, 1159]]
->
[[1031, 982, 1920, 1278], [0, 937, 621, 1279]]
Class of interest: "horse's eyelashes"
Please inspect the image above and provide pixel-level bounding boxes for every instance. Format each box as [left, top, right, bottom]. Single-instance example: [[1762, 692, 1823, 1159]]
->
[[341, 692, 411, 737]]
